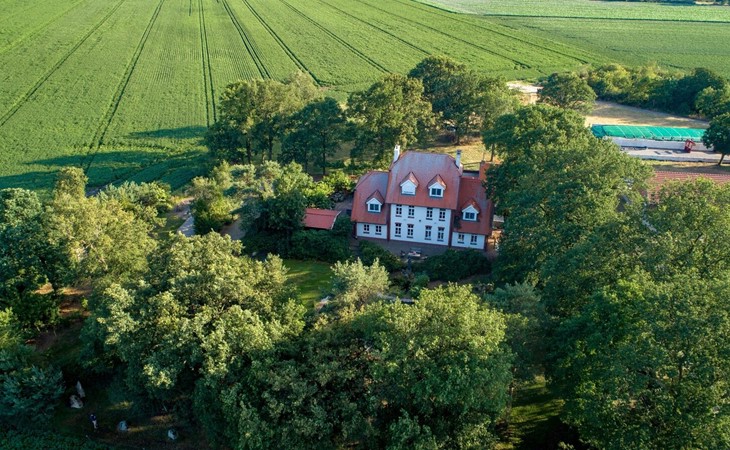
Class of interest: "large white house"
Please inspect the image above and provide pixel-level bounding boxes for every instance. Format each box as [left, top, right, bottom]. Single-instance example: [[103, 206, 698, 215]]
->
[[350, 147, 493, 250]]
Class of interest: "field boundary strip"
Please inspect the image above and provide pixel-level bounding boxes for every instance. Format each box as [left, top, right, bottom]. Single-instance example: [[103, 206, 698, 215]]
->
[[239, 0, 322, 84], [315, 0, 429, 57], [0, 0, 127, 129], [83, 0, 166, 171], [401, 0, 594, 65], [356, 0, 531, 69], [220, 0, 270, 78], [199, 0, 216, 124], [277, 0, 388, 73], [446, 13, 730, 25], [0, 0, 88, 56]]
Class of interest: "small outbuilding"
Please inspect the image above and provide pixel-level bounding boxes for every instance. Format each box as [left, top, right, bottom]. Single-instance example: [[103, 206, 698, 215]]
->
[[302, 208, 341, 230]]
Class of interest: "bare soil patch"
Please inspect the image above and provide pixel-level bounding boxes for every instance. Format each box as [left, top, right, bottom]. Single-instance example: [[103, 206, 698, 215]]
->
[[586, 101, 708, 128]]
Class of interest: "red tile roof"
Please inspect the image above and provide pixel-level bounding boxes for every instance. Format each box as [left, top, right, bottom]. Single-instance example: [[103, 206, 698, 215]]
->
[[401, 171, 419, 187], [351, 171, 389, 225], [647, 170, 730, 201], [386, 151, 462, 209], [303, 208, 341, 230], [651, 170, 730, 186], [428, 174, 446, 188], [455, 177, 492, 236]]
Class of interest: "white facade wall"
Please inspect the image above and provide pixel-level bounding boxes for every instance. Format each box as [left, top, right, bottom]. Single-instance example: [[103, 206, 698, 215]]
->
[[451, 232, 485, 249], [389, 204, 451, 246], [356, 222, 387, 239]]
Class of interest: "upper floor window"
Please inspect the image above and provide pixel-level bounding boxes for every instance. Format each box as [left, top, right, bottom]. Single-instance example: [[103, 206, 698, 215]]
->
[[426, 207, 433, 220], [463, 211, 476, 221], [407, 205, 415, 218], [368, 203, 381, 213], [438, 209, 446, 221], [395, 205, 402, 217], [430, 187, 443, 197]]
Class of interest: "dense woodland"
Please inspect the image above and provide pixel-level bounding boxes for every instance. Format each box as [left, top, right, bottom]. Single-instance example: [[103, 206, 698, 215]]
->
[[1, 57, 730, 449]]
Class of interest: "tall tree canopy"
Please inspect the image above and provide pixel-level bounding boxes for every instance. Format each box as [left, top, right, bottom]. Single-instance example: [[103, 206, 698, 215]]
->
[[538, 72, 596, 114], [347, 74, 436, 165], [703, 112, 730, 165], [211, 73, 320, 163], [409, 55, 519, 143]]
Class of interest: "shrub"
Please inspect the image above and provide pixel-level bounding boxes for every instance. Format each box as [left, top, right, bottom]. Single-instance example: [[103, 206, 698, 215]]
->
[[290, 230, 351, 263], [358, 241, 404, 272], [417, 249, 490, 282]]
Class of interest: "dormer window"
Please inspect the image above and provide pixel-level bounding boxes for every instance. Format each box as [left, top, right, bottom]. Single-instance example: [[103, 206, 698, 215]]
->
[[400, 172, 418, 195], [366, 195, 382, 213], [462, 204, 479, 221], [428, 175, 446, 198]]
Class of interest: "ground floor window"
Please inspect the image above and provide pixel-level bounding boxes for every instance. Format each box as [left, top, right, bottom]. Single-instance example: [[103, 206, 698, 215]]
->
[[375, 225, 382, 235], [363, 224, 370, 234], [425, 225, 432, 240], [470, 235, 478, 245], [437, 227, 445, 242], [395, 223, 402, 237], [407, 224, 414, 238], [457, 233, 465, 244]]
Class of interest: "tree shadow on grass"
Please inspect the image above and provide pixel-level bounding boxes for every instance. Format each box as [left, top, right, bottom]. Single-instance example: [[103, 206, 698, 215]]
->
[[126, 126, 207, 143], [1, 148, 207, 192]]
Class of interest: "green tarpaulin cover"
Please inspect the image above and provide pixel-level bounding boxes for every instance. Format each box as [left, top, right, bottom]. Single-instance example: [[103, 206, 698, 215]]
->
[[591, 125, 705, 142]]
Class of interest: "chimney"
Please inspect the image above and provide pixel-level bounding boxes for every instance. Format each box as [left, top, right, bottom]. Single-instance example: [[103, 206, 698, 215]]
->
[[455, 149, 462, 168], [393, 144, 401, 163]]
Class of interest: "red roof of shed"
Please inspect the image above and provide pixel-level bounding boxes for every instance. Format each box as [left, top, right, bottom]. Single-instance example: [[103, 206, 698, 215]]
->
[[303, 208, 341, 230]]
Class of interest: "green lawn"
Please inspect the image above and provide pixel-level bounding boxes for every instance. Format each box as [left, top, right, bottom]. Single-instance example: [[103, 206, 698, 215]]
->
[[283, 259, 334, 309], [498, 376, 576, 450]]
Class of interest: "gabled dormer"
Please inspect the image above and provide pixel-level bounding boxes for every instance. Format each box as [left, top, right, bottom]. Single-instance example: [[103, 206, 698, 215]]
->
[[461, 200, 480, 221], [400, 172, 418, 195], [366, 191, 384, 213], [428, 175, 446, 198]]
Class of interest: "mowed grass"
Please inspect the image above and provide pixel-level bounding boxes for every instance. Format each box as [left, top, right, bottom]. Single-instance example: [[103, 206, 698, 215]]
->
[[1, 0, 728, 193], [284, 259, 334, 309]]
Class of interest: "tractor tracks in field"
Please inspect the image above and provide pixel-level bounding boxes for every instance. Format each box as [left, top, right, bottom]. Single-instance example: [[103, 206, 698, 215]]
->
[[238, 0, 321, 85], [0, 0, 87, 57], [400, 0, 594, 65], [83, 0, 165, 170], [277, 0, 388, 73], [357, 0, 532, 69], [199, 0, 216, 124], [315, 0, 429, 57], [220, 0, 269, 78], [0, 0, 127, 129]]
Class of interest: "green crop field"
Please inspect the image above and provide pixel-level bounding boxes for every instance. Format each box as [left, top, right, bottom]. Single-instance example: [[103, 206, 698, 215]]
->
[[1, 0, 728, 193], [419, 1, 730, 79]]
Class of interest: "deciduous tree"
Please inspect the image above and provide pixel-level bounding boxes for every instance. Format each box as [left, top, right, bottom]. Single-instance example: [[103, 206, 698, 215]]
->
[[703, 112, 730, 165], [538, 72, 596, 114]]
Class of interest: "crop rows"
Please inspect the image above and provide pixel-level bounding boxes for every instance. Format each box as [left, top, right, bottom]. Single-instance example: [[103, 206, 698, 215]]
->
[[3, 0, 728, 193], [417, 0, 730, 23]]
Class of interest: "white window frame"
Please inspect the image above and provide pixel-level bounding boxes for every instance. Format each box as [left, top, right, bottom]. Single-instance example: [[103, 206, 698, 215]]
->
[[429, 186, 443, 197], [395, 222, 402, 237], [437, 227, 445, 242], [368, 203, 381, 213], [375, 225, 382, 235], [438, 209, 446, 221], [457, 233, 465, 244], [407, 224, 414, 239], [426, 207, 433, 220], [395, 205, 402, 217], [407, 205, 415, 218], [470, 235, 478, 245], [463, 211, 476, 221], [363, 224, 370, 234], [425, 225, 432, 240]]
